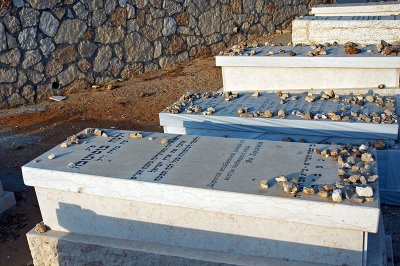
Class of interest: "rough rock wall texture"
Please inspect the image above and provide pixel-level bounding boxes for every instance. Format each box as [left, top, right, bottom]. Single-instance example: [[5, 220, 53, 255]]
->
[[0, 0, 331, 108]]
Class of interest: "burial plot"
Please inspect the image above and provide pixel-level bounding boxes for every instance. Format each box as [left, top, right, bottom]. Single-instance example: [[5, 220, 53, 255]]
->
[[293, 16, 400, 45], [216, 44, 400, 91], [160, 91, 399, 140], [0, 180, 16, 215], [23, 129, 383, 265], [310, 2, 400, 17]]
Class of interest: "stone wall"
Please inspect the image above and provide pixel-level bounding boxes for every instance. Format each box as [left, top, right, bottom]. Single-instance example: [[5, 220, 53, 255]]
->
[[0, 0, 330, 108]]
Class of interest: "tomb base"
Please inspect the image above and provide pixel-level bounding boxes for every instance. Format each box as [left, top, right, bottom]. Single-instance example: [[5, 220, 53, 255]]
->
[[0, 191, 16, 215], [26, 229, 321, 266], [27, 229, 391, 266]]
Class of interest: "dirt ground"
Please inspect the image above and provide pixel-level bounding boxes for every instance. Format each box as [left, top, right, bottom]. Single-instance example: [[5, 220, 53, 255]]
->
[[0, 34, 399, 265]]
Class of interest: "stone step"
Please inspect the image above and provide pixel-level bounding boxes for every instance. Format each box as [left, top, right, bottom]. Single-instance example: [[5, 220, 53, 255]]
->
[[293, 16, 400, 45], [216, 45, 400, 91], [310, 2, 400, 17]]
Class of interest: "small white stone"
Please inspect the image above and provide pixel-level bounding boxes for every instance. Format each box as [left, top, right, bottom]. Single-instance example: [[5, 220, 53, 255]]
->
[[356, 186, 373, 197], [48, 153, 56, 160], [259, 179, 268, 191], [60, 143, 68, 148], [332, 189, 342, 203]]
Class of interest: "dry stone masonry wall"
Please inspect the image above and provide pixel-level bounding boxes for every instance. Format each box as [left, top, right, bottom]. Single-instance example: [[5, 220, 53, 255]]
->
[[0, 0, 329, 108]]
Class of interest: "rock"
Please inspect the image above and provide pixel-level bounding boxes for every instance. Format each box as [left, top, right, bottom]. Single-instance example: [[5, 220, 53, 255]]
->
[[8, 93, 26, 106], [343, 187, 354, 199], [21, 85, 36, 103], [162, 17, 176, 36], [124, 32, 154, 62], [45, 59, 63, 77], [39, 37, 55, 57], [22, 49, 42, 69], [0, 48, 21, 67], [93, 46, 112, 72], [110, 7, 127, 26], [0, 22, 7, 52], [34, 221, 48, 233], [26, 70, 44, 84], [27, 0, 62, 9], [2, 14, 20, 34], [275, 175, 287, 182], [60, 143, 68, 148], [332, 189, 342, 203], [58, 65, 79, 86], [161, 138, 169, 144], [92, 9, 107, 26], [345, 47, 361, 55], [39, 11, 60, 37], [52, 46, 77, 65], [13, 0, 25, 8], [356, 186, 373, 197], [352, 196, 365, 203], [129, 132, 143, 139], [258, 179, 268, 191], [73, 2, 89, 20], [361, 153, 374, 163], [374, 140, 385, 150], [0, 69, 17, 83], [323, 184, 335, 191], [200, 10, 221, 37], [82, 0, 103, 11], [7, 34, 17, 49], [303, 187, 315, 195], [368, 175, 378, 183], [20, 8, 40, 27], [95, 26, 124, 44], [54, 19, 87, 44], [18, 27, 37, 50], [283, 181, 298, 194], [317, 189, 329, 198], [78, 41, 97, 58]]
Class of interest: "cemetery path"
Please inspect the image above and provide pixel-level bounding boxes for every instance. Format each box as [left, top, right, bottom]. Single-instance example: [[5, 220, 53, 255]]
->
[[0, 32, 398, 265]]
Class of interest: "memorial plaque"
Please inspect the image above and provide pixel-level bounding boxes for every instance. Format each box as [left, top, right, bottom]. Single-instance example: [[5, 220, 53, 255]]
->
[[160, 92, 399, 140], [216, 44, 400, 91], [293, 16, 400, 45], [311, 2, 400, 16]]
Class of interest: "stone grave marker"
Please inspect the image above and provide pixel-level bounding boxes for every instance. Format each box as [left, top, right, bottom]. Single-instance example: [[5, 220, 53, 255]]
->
[[311, 2, 400, 17], [216, 44, 400, 91], [23, 129, 383, 265], [293, 16, 400, 45]]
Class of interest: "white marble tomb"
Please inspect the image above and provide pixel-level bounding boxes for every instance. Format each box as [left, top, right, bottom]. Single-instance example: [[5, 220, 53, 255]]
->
[[292, 16, 400, 45], [216, 45, 400, 91], [23, 130, 382, 265], [160, 91, 400, 140], [310, 2, 400, 17]]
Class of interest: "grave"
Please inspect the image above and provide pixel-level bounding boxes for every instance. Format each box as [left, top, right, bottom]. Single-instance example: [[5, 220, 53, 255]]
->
[[0, 180, 16, 215], [310, 2, 400, 17], [23, 129, 385, 265], [292, 16, 400, 45], [160, 91, 400, 140], [216, 45, 400, 91]]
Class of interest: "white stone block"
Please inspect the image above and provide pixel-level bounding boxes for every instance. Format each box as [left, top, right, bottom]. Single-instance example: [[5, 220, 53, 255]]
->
[[293, 16, 400, 45], [311, 2, 400, 16], [216, 45, 400, 91], [22, 131, 381, 233]]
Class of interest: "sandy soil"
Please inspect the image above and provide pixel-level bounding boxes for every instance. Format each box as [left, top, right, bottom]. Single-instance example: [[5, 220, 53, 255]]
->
[[0, 34, 399, 265]]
